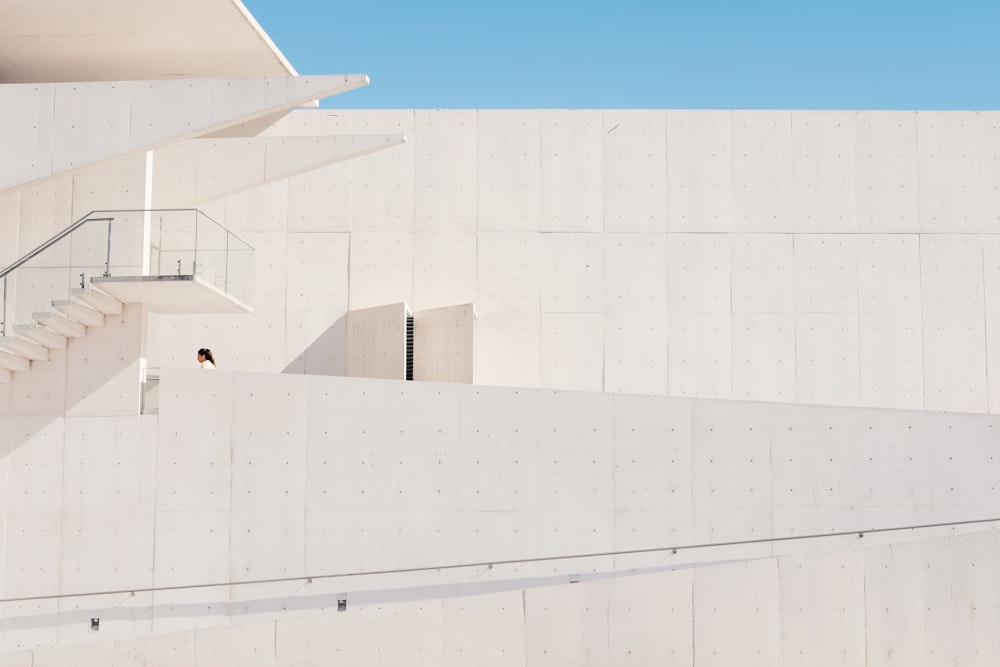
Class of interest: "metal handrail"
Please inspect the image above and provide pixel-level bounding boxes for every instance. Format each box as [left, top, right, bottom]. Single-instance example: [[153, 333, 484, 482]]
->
[[0, 212, 112, 280], [0, 516, 996, 604]]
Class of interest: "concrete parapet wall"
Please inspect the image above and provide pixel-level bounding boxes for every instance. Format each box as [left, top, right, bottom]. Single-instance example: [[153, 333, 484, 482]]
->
[[2, 369, 998, 651]]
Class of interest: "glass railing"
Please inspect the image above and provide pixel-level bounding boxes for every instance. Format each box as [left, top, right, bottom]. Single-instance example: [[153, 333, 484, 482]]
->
[[0, 209, 253, 335]]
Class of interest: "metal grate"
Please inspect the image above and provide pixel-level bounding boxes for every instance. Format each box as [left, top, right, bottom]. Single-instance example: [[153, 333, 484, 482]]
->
[[405, 315, 414, 381]]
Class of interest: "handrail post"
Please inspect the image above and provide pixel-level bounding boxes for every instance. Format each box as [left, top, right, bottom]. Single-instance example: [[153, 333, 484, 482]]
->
[[2, 275, 7, 337], [103, 218, 113, 277]]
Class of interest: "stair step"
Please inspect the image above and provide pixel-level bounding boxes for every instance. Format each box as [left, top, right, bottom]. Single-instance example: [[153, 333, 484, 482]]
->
[[13, 324, 67, 350], [71, 287, 123, 315], [0, 336, 48, 361], [33, 312, 87, 338], [0, 368, 9, 383], [0, 350, 29, 372], [52, 300, 104, 327]]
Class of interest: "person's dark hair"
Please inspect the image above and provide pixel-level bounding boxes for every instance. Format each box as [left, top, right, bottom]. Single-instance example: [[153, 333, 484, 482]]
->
[[198, 348, 216, 365]]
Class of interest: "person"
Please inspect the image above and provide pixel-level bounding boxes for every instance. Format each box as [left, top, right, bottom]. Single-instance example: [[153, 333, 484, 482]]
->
[[197, 348, 217, 369]]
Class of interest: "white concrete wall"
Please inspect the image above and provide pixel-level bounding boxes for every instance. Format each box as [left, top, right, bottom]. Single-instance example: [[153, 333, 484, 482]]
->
[[3, 529, 999, 666], [138, 109, 1000, 413], [413, 303, 474, 383], [2, 369, 999, 651]]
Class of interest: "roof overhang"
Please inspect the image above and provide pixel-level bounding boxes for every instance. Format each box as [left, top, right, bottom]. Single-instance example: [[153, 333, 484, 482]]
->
[[0, 0, 297, 83]]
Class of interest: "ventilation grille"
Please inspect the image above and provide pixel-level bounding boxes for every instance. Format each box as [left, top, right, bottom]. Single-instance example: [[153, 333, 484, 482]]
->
[[405, 315, 414, 381]]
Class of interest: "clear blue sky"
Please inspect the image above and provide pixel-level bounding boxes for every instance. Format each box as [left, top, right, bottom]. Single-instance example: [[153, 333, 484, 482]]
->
[[243, 0, 1000, 110]]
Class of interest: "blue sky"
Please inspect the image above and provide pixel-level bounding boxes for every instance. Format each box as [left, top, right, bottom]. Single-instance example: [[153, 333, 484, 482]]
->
[[243, 0, 1000, 110]]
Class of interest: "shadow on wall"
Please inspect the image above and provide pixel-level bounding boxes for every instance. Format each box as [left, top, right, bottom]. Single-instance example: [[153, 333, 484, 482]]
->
[[281, 314, 347, 376], [0, 304, 143, 461]]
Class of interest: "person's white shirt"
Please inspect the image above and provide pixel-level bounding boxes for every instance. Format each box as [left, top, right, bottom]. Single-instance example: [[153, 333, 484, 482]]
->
[[200, 360, 216, 369]]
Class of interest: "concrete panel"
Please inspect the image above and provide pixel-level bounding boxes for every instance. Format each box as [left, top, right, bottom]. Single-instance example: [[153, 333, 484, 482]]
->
[[229, 509, 305, 581], [769, 405, 856, 513], [477, 110, 540, 232], [691, 401, 773, 513], [525, 577, 610, 667], [603, 110, 667, 231], [346, 303, 407, 380], [58, 511, 154, 593], [793, 234, 858, 313], [414, 109, 477, 232], [917, 111, 982, 232], [693, 558, 780, 666], [413, 304, 475, 384], [922, 311, 987, 412], [920, 234, 984, 314], [351, 110, 414, 232], [855, 111, 919, 233], [539, 110, 603, 232], [4, 416, 64, 512], [982, 112, 1000, 233], [791, 111, 857, 232], [412, 232, 476, 311], [377, 510, 460, 573], [864, 538, 955, 665], [474, 312, 540, 388], [302, 511, 384, 580], [540, 233, 604, 313], [778, 550, 865, 665], [539, 313, 603, 392], [221, 178, 289, 235], [192, 622, 275, 667], [113, 630, 196, 667], [951, 531, 1000, 665], [603, 312, 668, 395], [61, 416, 141, 512], [21, 640, 114, 667], [795, 314, 860, 406], [666, 109, 730, 231], [0, 191, 20, 268], [441, 591, 525, 667], [70, 154, 146, 216], [455, 512, 537, 572], [155, 421, 233, 514], [536, 390, 614, 512], [857, 234, 921, 313], [2, 510, 62, 598], [731, 110, 793, 232], [8, 346, 67, 417], [603, 233, 669, 312], [0, 84, 56, 190], [475, 233, 540, 315], [231, 435, 307, 513], [14, 182, 73, 260], [731, 233, 794, 313], [612, 394, 692, 512], [666, 233, 730, 313], [985, 236, 1000, 412], [920, 411, 1000, 511], [63, 305, 141, 417], [859, 313, 923, 409], [668, 313, 731, 399], [194, 138, 264, 204], [283, 233, 349, 374], [285, 161, 353, 232], [731, 314, 796, 402], [152, 511, 230, 588], [455, 384, 537, 513], [347, 232, 412, 310]]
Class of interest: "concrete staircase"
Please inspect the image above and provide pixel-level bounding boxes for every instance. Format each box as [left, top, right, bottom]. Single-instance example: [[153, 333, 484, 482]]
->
[[0, 287, 123, 384]]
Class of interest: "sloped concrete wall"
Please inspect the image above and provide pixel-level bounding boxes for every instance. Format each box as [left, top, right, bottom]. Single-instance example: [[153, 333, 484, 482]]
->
[[2, 369, 998, 651]]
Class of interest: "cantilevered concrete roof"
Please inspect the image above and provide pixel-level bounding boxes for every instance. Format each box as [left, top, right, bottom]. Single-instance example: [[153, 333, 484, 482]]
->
[[0, 0, 296, 83]]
